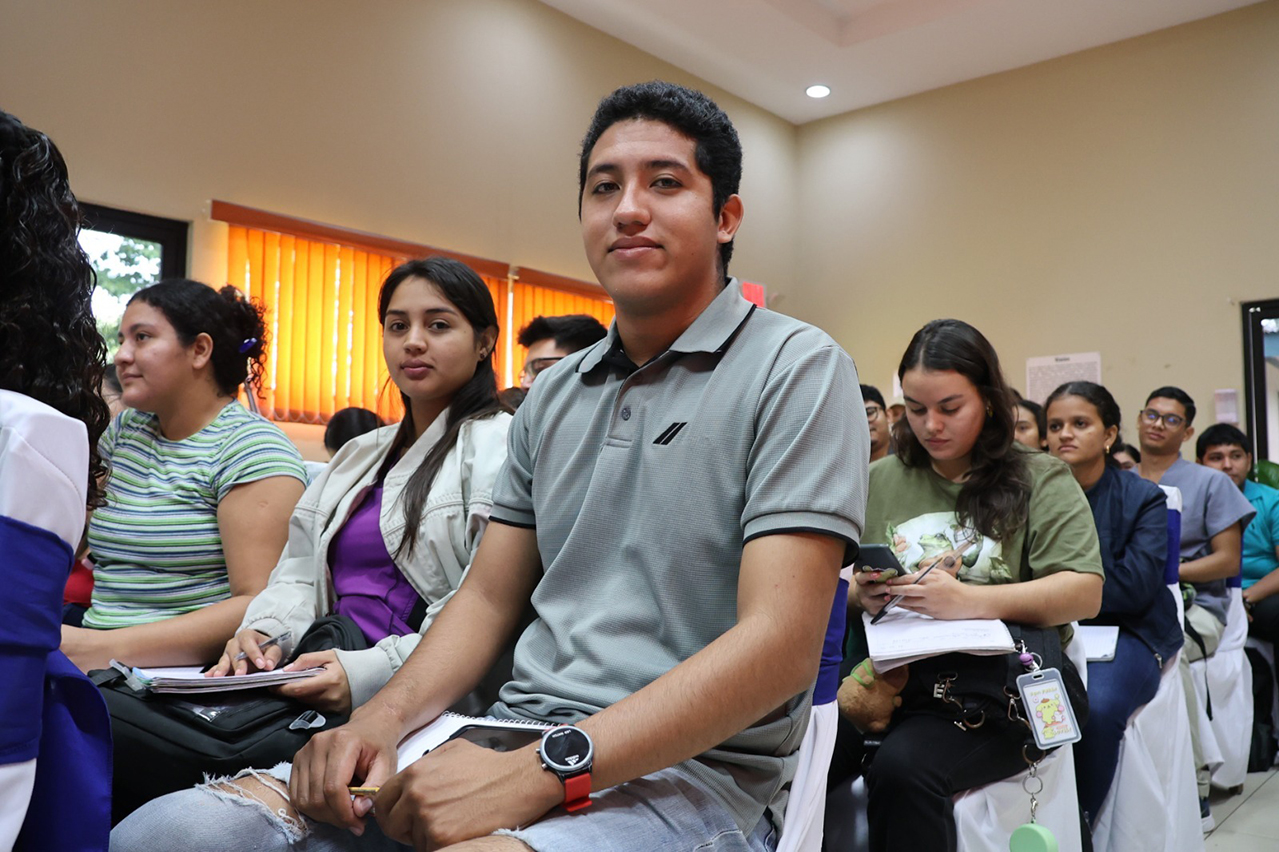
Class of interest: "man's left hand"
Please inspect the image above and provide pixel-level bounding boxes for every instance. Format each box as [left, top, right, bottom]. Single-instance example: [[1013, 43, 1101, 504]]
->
[[374, 737, 564, 849]]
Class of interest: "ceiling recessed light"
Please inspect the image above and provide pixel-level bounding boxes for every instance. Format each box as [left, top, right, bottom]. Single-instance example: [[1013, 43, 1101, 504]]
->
[[806, 84, 831, 99]]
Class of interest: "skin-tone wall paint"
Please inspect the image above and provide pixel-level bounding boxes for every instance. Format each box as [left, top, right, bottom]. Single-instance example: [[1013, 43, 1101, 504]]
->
[[0, 0, 798, 303], [793, 1, 1279, 451]]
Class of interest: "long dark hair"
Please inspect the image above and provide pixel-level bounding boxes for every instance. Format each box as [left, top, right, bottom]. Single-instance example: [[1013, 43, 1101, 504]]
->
[[379, 257, 502, 557], [0, 111, 109, 508], [1045, 381, 1122, 467], [893, 319, 1029, 540], [130, 279, 268, 397]]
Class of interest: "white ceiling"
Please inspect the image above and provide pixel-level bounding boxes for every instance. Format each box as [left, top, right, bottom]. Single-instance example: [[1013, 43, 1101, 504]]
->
[[538, 0, 1262, 124]]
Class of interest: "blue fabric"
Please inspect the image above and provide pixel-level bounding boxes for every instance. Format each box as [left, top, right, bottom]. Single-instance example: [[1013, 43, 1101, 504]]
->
[[1241, 479, 1279, 588], [1082, 465, 1183, 665], [0, 514, 112, 851], [1074, 630, 1163, 823], [1164, 506, 1182, 586], [815, 576, 849, 706]]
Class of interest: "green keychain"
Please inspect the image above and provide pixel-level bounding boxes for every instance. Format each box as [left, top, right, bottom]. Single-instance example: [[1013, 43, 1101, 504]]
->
[[1010, 749, 1058, 852]]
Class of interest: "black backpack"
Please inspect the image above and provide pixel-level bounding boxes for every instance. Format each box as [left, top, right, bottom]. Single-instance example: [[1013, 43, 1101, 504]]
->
[[91, 615, 367, 823]]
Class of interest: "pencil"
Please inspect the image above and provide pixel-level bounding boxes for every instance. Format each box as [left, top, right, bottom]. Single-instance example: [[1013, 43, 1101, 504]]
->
[[869, 555, 953, 625], [348, 786, 380, 796]]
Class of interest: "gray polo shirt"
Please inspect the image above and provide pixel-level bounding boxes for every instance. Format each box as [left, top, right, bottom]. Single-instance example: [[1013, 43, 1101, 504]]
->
[[488, 279, 868, 834]]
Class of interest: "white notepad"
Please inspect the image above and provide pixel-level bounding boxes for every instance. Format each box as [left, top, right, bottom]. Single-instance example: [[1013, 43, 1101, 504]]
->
[[863, 609, 1016, 672], [1076, 624, 1120, 662], [112, 661, 323, 693]]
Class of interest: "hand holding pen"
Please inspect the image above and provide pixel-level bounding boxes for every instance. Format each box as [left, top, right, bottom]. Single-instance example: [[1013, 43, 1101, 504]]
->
[[206, 629, 292, 677], [869, 556, 956, 624]]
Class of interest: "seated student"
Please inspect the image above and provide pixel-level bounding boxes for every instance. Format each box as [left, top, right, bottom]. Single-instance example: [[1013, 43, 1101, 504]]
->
[[206, 256, 510, 716], [1014, 397, 1047, 450], [515, 313, 607, 389], [1110, 439, 1140, 471], [1044, 381, 1180, 825], [862, 384, 892, 462], [847, 319, 1103, 852], [59, 280, 308, 671], [1196, 424, 1279, 643], [113, 80, 866, 852], [0, 108, 113, 851], [302, 407, 385, 482], [1132, 386, 1254, 821]]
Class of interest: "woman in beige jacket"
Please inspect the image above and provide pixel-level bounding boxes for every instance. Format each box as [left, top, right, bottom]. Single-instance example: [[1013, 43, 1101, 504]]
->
[[206, 256, 511, 713]]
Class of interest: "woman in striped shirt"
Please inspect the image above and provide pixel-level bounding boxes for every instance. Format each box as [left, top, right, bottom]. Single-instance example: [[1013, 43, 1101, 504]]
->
[[60, 279, 307, 672]]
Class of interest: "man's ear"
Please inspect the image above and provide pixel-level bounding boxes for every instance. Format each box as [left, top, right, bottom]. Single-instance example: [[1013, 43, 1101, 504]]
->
[[190, 332, 214, 371], [1183, 425, 1195, 444], [716, 194, 744, 245]]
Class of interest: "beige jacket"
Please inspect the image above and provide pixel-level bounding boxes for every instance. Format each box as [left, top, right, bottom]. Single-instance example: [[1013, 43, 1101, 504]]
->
[[239, 409, 510, 708]]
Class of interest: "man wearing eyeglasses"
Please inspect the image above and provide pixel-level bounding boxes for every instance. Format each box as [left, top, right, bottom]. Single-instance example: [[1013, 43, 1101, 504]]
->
[[862, 384, 892, 463], [517, 315, 608, 389], [1134, 385, 1253, 819]]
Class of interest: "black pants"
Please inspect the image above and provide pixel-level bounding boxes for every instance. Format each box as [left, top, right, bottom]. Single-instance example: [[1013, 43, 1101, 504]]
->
[[1249, 594, 1279, 645], [859, 713, 1030, 852]]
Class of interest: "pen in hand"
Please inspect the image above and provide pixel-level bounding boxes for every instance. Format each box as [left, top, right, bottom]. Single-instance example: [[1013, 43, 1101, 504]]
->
[[869, 556, 955, 625], [233, 631, 291, 663]]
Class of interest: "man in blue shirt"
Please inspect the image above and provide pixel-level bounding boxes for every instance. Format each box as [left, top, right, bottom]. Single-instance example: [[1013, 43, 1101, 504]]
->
[[1197, 423, 1279, 642]]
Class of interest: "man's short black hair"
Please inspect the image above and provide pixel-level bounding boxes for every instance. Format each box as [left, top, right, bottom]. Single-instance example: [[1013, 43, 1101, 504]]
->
[[1196, 423, 1250, 461], [1145, 386, 1197, 425], [578, 81, 742, 282], [517, 314, 608, 354], [860, 384, 886, 409]]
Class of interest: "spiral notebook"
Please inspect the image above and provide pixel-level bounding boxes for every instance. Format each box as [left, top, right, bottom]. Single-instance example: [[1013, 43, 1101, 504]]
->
[[863, 608, 1015, 672], [395, 712, 555, 772]]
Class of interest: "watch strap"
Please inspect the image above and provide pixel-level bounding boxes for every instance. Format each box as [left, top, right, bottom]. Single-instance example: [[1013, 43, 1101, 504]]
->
[[563, 771, 592, 812]]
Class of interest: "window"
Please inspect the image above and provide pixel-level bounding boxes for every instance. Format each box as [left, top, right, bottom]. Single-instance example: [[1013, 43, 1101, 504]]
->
[[215, 202, 612, 424], [79, 204, 189, 356]]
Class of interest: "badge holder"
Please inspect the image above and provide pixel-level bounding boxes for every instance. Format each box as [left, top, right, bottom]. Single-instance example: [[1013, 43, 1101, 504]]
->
[[1007, 641, 1082, 852]]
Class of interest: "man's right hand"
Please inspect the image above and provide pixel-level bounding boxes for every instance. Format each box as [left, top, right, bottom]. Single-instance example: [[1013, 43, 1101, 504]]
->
[[205, 629, 281, 677], [289, 709, 401, 832]]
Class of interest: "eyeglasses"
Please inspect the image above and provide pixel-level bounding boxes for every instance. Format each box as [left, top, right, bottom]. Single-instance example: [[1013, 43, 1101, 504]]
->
[[1138, 408, 1185, 429], [865, 405, 885, 422], [520, 356, 564, 382]]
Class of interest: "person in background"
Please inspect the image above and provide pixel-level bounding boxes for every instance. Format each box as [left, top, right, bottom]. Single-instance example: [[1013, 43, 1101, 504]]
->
[[497, 386, 526, 412], [1196, 424, 1279, 643], [849, 319, 1102, 852], [1110, 440, 1140, 471], [324, 407, 383, 458], [1014, 398, 1047, 450], [1044, 381, 1179, 825], [61, 279, 308, 671], [516, 313, 607, 389], [0, 108, 113, 851], [1133, 386, 1254, 827], [862, 383, 892, 462]]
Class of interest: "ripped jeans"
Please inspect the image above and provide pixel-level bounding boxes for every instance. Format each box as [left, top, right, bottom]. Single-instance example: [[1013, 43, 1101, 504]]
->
[[108, 763, 409, 852]]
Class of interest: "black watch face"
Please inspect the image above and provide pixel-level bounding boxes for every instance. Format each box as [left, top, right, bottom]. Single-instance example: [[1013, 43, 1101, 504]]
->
[[541, 727, 592, 773]]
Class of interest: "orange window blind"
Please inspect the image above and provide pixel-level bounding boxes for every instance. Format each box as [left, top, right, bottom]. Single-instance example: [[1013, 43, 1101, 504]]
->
[[216, 203, 617, 422]]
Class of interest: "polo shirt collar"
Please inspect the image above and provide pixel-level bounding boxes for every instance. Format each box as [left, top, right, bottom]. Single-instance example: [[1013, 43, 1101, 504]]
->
[[577, 278, 754, 374]]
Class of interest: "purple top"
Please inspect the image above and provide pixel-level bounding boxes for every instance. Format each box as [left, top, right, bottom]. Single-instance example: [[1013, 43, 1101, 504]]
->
[[328, 482, 423, 645]]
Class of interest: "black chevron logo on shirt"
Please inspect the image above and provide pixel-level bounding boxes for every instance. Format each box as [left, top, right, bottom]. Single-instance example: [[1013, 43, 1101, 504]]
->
[[653, 422, 688, 445]]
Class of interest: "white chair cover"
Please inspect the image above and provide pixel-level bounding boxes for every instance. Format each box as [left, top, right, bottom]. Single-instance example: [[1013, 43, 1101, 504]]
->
[[1188, 586, 1253, 789], [953, 627, 1087, 852], [1090, 647, 1203, 852], [777, 565, 853, 852]]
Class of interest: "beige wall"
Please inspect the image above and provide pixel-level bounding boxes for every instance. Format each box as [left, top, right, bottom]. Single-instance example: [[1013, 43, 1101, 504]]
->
[[794, 1, 1279, 452], [4, 0, 1277, 455], [0, 0, 798, 298]]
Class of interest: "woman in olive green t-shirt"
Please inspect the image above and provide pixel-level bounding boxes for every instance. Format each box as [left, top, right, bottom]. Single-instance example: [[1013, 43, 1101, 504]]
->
[[849, 319, 1103, 852]]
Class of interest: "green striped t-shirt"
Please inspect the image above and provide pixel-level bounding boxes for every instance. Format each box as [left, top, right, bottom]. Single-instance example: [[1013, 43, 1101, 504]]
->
[[84, 403, 306, 629]]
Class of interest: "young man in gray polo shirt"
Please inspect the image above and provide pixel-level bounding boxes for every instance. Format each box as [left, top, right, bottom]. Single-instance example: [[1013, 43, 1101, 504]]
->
[[298, 80, 868, 852], [113, 82, 867, 852]]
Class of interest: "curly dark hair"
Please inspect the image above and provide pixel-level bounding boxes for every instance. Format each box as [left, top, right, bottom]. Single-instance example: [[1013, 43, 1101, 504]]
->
[[129, 279, 268, 397], [0, 111, 109, 508]]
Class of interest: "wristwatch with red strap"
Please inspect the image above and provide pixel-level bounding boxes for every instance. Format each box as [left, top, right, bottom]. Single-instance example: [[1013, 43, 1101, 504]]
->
[[538, 726, 594, 812]]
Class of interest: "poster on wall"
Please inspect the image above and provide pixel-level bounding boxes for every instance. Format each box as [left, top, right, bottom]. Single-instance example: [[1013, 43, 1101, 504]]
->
[[1025, 352, 1102, 404], [1214, 389, 1239, 424]]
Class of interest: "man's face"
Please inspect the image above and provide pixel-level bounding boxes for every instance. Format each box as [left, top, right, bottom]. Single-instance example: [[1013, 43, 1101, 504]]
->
[[866, 401, 891, 460], [580, 119, 741, 316], [1200, 443, 1251, 489], [519, 337, 569, 389], [1136, 397, 1193, 456]]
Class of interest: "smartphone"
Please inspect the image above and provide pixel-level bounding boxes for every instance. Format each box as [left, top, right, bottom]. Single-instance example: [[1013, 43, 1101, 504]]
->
[[443, 724, 544, 753], [854, 543, 909, 580]]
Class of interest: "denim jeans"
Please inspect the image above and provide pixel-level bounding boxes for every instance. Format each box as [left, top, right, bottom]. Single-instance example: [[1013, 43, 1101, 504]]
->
[[1073, 629, 1162, 823]]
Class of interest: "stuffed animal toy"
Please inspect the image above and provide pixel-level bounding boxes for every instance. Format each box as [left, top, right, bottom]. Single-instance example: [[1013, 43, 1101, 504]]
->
[[836, 659, 908, 733]]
